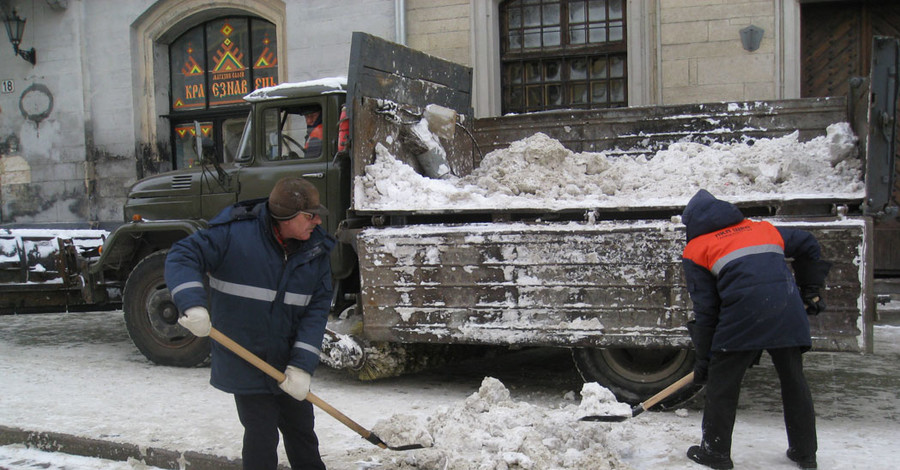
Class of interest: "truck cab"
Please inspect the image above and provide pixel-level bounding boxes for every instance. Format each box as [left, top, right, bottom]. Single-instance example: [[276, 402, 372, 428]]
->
[[90, 79, 355, 367]]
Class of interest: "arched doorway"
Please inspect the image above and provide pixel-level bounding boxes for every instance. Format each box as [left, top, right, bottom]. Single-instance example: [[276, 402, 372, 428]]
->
[[130, 0, 286, 175], [167, 16, 279, 169]]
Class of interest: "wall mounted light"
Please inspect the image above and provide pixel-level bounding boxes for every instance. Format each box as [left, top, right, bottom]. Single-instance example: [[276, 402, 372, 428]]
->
[[4, 10, 36, 65], [740, 25, 764, 52]]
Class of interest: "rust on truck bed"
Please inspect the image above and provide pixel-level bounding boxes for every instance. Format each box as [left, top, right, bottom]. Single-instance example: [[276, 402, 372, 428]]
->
[[358, 218, 871, 354]]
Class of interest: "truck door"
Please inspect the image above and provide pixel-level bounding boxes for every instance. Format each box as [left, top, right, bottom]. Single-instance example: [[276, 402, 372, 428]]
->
[[234, 100, 334, 234]]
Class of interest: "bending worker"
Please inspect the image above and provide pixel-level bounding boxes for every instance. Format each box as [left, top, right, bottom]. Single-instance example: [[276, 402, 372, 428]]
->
[[680, 189, 830, 470]]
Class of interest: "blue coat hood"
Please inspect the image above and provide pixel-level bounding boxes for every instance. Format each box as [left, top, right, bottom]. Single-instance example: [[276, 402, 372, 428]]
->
[[682, 189, 745, 241]]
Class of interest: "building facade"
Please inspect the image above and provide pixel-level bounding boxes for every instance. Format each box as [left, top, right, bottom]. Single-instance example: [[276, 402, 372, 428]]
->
[[0, 0, 895, 226]]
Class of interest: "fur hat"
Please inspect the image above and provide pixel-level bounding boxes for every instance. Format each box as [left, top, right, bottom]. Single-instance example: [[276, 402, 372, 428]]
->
[[267, 176, 329, 220]]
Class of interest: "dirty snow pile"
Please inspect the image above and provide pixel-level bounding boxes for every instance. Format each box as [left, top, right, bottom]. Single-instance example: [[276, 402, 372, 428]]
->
[[354, 123, 863, 211], [360, 377, 640, 469]]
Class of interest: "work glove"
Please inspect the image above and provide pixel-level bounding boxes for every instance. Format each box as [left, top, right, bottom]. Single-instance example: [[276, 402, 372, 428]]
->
[[792, 258, 831, 316], [279, 366, 311, 401], [177, 306, 211, 337], [687, 320, 715, 385], [801, 287, 827, 316], [693, 359, 709, 385]]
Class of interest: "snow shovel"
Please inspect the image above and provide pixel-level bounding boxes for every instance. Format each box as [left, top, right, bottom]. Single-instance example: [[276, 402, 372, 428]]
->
[[579, 371, 696, 422], [208, 327, 427, 451]]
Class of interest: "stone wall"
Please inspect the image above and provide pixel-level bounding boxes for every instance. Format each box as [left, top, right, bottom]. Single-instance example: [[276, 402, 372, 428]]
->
[[658, 0, 777, 104], [0, 1, 147, 225], [0, 0, 396, 226], [406, 0, 471, 67]]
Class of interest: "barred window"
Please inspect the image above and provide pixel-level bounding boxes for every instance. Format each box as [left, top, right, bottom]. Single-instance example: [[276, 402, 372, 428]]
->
[[501, 0, 627, 114]]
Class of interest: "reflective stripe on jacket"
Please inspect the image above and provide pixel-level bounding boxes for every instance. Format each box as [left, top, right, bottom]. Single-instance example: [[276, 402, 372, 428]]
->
[[683, 219, 785, 276], [165, 199, 334, 395], [680, 190, 817, 352]]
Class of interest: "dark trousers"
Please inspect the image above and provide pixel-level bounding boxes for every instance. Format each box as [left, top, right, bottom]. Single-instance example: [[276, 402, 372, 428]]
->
[[702, 347, 817, 458], [234, 393, 326, 470]]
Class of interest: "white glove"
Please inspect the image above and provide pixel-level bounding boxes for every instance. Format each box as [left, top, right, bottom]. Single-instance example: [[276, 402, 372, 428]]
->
[[177, 306, 211, 337], [279, 365, 311, 401]]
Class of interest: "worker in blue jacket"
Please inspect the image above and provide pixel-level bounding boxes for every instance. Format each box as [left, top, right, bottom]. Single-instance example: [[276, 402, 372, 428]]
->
[[166, 176, 334, 470], [681, 189, 830, 470]]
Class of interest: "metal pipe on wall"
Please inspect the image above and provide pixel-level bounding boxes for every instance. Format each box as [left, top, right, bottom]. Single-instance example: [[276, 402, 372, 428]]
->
[[395, 0, 406, 45]]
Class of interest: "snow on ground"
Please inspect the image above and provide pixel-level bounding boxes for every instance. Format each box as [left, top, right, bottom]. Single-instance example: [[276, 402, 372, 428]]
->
[[0, 119, 887, 469], [0, 446, 165, 470], [1, 310, 899, 469], [355, 123, 863, 212]]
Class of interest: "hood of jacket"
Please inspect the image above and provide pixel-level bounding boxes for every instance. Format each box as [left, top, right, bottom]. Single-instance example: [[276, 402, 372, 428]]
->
[[681, 189, 745, 241]]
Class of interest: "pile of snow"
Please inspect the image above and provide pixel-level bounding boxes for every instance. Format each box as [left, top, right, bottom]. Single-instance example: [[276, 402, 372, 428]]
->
[[576, 382, 633, 419], [354, 123, 863, 212], [364, 377, 643, 469]]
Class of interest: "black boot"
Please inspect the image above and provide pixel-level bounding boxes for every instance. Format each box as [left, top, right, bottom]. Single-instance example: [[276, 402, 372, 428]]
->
[[787, 448, 817, 469], [687, 445, 734, 470]]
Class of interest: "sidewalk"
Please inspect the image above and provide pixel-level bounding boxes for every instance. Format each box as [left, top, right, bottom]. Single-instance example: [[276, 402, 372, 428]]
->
[[0, 425, 257, 470]]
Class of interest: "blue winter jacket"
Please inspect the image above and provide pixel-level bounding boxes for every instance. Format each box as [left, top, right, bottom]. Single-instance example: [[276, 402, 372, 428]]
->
[[165, 198, 335, 395], [681, 189, 821, 352]]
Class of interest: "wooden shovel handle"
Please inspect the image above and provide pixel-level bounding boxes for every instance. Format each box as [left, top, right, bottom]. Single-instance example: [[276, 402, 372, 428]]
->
[[208, 327, 383, 446], [640, 371, 695, 411]]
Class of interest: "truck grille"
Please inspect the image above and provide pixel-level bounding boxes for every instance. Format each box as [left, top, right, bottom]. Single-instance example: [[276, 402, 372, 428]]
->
[[170, 175, 193, 190]]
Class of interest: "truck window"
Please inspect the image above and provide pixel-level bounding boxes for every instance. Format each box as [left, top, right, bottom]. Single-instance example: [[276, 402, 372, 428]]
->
[[262, 105, 322, 161], [222, 117, 247, 163], [234, 114, 253, 163], [173, 121, 212, 168]]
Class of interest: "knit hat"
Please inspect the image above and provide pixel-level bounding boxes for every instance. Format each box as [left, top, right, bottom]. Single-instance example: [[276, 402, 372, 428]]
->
[[267, 176, 330, 220]]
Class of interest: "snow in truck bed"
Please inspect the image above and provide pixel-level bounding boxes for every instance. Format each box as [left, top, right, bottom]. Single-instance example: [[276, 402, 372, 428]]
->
[[354, 123, 863, 212]]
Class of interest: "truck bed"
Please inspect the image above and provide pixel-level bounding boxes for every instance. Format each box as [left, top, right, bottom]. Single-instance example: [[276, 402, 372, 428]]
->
[[358, 218, 871, 354]]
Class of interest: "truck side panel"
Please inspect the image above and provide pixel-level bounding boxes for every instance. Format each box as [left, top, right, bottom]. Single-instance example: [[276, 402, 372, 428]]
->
[[472, 97, 849, 157], [358, 218, 870, 353], [347, 32, 477, 207]]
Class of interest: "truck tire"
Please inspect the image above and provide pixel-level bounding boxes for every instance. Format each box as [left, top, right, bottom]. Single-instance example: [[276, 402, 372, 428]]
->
[[123, 251, 210, 367], [572, 347, 701, 408]]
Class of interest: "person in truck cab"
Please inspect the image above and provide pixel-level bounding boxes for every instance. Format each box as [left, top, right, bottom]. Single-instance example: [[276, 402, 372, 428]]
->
[[165, 176, 334, 470], [304, 110, 323, 159], [680, 189, 830, 470]]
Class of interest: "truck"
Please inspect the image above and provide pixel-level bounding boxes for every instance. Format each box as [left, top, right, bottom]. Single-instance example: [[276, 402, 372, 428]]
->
[[2, 32, 897, 407]]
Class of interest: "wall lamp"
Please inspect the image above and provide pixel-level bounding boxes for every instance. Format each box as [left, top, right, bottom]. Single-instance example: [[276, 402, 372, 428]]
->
[[4, 10, 36, 65], [740, 25, 764, 52]]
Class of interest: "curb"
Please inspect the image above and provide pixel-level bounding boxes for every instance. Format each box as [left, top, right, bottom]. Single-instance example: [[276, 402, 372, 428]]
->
[[0, 425, 251, 469]]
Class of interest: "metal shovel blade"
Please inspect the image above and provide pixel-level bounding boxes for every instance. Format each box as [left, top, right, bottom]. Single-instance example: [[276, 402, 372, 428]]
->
[[363, 429, 428, 451], [579, 414, 631, 422]]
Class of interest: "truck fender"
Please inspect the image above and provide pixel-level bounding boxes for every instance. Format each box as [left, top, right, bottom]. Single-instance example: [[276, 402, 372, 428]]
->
[[89, 219, 207, 275]]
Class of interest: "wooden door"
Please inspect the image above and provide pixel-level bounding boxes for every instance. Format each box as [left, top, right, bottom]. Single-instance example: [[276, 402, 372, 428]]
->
[[802, 1, 900, 276]]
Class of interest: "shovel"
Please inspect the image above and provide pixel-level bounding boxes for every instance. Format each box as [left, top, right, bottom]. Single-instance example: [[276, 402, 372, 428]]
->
[[208, 327, 427, 451], [579, 371, 696, 422]]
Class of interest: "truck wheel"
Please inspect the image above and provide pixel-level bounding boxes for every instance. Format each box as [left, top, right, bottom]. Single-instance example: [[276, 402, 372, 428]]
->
[[572, 347, 700, 408], [123, 251, 210, 367]]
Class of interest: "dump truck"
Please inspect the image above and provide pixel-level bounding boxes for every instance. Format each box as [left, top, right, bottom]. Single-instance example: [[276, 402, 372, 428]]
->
[[2, 33, 897, 406]]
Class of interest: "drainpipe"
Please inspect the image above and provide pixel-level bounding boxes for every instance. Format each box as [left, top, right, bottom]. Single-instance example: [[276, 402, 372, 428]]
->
[[395, 0, 406, 45]]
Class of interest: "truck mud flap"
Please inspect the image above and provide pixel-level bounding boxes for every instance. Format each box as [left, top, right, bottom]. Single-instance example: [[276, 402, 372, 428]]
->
[[357, 218, 871, 353]]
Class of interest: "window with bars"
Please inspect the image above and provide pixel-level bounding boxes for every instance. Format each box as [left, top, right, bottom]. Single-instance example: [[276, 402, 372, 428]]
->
[[501, 0, 627, 114]]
